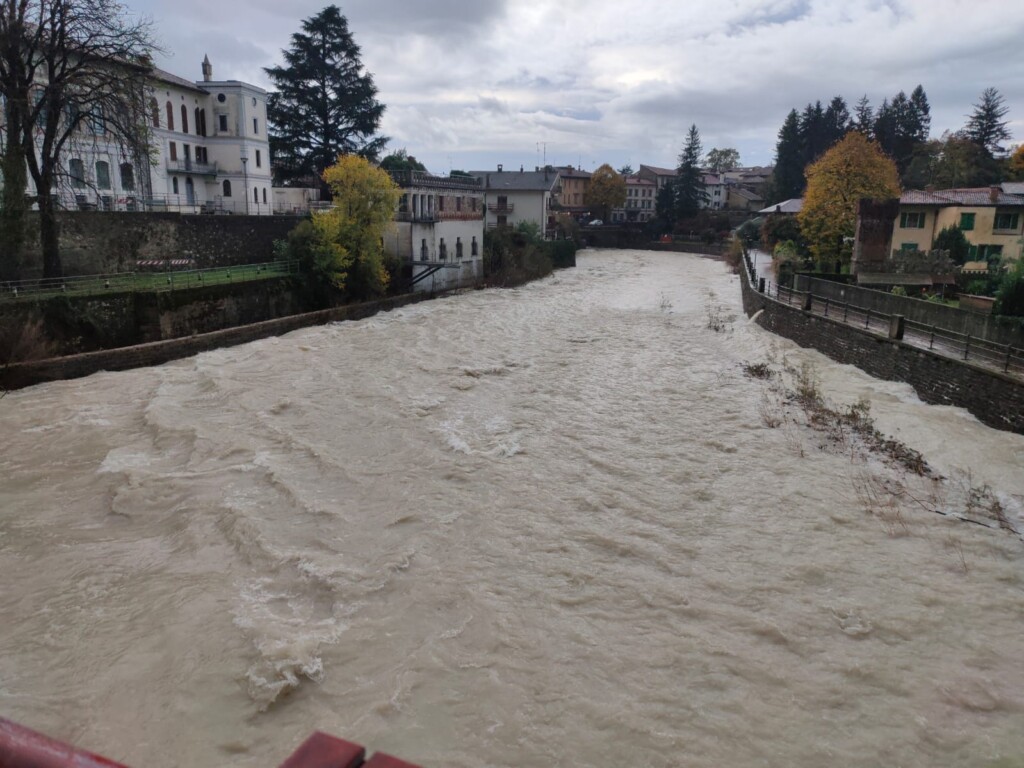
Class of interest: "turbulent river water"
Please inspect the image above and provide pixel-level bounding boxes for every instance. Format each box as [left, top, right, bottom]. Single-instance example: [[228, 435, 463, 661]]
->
[[2, 250, 1024, 768]]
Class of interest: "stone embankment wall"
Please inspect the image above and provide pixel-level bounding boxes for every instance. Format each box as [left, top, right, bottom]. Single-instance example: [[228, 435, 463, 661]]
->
[[795, 275, 1024, 348], [2, 292, 430, 390], [742, 261, 1024, 435], [1, 279, 304, 356], [17, 212, 304, 277]]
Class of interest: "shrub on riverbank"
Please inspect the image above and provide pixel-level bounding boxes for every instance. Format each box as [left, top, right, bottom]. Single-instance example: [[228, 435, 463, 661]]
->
[[483, 225, 577, 286]]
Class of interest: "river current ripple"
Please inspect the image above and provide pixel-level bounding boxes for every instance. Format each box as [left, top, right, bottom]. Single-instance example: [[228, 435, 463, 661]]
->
[[1, 250, 1023, 767]]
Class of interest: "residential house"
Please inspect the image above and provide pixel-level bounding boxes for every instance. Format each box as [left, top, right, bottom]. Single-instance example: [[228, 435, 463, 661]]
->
[[891, 186, 1024, 263], [727, 186, 764, 212], [468, 165, 561, 238], [385, 170, 485, 293], [702, 172, 727, 210], [554, 166, 591, 220], [637, 164, 677, 191], [612, 175, 656, 223]]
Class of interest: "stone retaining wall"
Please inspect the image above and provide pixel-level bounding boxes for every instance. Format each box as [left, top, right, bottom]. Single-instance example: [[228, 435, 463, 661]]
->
[[2, 292, 430, 391], [742, 259, 1024, 434]]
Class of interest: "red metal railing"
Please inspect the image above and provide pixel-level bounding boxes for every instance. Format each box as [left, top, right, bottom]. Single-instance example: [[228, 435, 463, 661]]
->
[[0, 718, 420, 768]]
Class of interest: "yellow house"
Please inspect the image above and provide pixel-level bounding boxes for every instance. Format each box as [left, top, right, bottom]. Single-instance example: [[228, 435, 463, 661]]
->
[[893, 187, 1024, 262]]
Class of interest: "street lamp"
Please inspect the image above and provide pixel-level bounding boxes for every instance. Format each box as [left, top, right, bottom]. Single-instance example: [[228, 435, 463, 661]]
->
[[240, 155, 249, 216]]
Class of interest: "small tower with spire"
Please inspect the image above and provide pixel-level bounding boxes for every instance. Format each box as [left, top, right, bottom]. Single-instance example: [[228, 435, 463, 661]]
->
[[201, 54, 212, 82]]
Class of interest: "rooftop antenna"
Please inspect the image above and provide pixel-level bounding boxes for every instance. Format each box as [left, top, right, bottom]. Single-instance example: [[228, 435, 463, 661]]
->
[[537, 141, 547, 169]]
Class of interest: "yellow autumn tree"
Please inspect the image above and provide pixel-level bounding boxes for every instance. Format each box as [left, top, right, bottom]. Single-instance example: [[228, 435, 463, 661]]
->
[[311, 154, 400, 298], [798, 132, 901, 267], [585, 164, 626, 221], [1008, 144, 1024, 181]]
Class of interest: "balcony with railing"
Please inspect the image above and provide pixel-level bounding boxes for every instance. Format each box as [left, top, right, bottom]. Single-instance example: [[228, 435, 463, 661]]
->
[[388, 170, 482, 191], [166, 159, 218, 176], [487, 202, 514, 213]]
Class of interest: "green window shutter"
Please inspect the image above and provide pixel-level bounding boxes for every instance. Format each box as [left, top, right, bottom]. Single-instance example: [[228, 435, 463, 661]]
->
[[968, 244, 978, 258], [960, 212, 975, 231], [900, 242, 917, 251]]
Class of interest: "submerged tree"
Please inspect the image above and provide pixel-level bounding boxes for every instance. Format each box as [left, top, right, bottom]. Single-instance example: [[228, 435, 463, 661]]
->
[[266, 5, 387, 187], [0, 0, 154, 279]]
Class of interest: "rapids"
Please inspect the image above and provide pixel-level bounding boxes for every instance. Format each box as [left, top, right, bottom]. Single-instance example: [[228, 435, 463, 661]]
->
[[1, 250, 1022, 767]]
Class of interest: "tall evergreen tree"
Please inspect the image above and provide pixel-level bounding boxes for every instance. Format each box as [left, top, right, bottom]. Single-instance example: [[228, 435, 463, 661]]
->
[[675, 124, 706, 220], [822, 96, 851, 147], [771, 109, 804, 201], [654, 181, 677, 230], [852, 95, 874, 139], [873, 98, 896, 158], [909, 85, 931, 141], [265, 5, 388, 186], [798, 101, 827, 167], [964, 87, 1011, 158]]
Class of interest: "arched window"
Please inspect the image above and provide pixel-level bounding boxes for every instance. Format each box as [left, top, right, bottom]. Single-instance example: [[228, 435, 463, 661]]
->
[[253, 187, 258, 203], [180, 104, 188, 134], [172, 177, 179, 195], [222, 179, 232, 197], [149, 98, 159, 128], [95, 161, 111, 190], [199, 108, 207, 137], [165, 101, 174, 131], [262, 188, 267, 204], [120, 163, 135, 191], [194, 107, 200, 137]]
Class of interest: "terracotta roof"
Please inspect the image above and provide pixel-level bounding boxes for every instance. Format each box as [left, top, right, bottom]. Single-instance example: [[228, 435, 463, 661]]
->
[[556, 167, 591, 179], [625, 176, 655, 186], [901, 188, 1024, 206]]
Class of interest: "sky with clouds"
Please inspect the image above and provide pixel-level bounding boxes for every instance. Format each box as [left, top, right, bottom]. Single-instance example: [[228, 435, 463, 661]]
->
[[132, 0, 1024, 176]]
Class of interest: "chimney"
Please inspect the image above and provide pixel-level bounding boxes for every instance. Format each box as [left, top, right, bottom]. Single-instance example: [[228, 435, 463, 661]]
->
[[520, 164, 524, 173], [497, 163, 503, 172], [201, 54, 212, 82], [990, 185, 1000, 203]]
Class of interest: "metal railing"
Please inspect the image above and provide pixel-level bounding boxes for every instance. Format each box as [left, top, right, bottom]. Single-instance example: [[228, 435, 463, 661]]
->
[[744, 252, 1024, 379], [1, 260, 300, 302]]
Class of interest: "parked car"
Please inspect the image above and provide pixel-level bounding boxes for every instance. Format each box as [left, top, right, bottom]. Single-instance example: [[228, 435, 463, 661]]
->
[[588, 219, 603, 226]]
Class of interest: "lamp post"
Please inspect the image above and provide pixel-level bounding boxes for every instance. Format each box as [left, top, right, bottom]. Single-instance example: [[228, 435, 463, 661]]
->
[[240, 155, 249, 216]]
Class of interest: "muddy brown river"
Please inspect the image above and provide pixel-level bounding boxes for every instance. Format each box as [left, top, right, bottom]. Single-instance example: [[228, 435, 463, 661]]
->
[[1, 250, 1022, 767]]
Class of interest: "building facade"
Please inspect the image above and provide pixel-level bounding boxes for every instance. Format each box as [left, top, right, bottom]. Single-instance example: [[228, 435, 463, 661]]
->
[[385, 171, 485, 293], [892, 187, 1024, 263], [468, 166, 561, 238], [147, 57, 273, 215]]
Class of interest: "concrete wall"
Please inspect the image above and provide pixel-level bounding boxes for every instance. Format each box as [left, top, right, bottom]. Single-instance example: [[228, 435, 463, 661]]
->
[[742, 261, 1024, 435], [17, 211, 304, 277], [794, 275, 1024, 347], [2, 292, 431, 391]]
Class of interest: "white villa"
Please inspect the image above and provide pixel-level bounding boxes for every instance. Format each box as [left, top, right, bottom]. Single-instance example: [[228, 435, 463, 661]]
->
[[385, 170, 485, 293]]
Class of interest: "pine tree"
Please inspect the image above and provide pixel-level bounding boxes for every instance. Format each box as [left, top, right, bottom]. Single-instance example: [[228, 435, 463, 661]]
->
[[770, 109, 804, 201], [853, 96, 874, 139], [798, 101, 827, 167], [822, 96, 851, 147], [964, 87, 1011, 158], [265, 5, 388, 186], [675, 124, 706, 220], [909, 85, 931, 142]]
